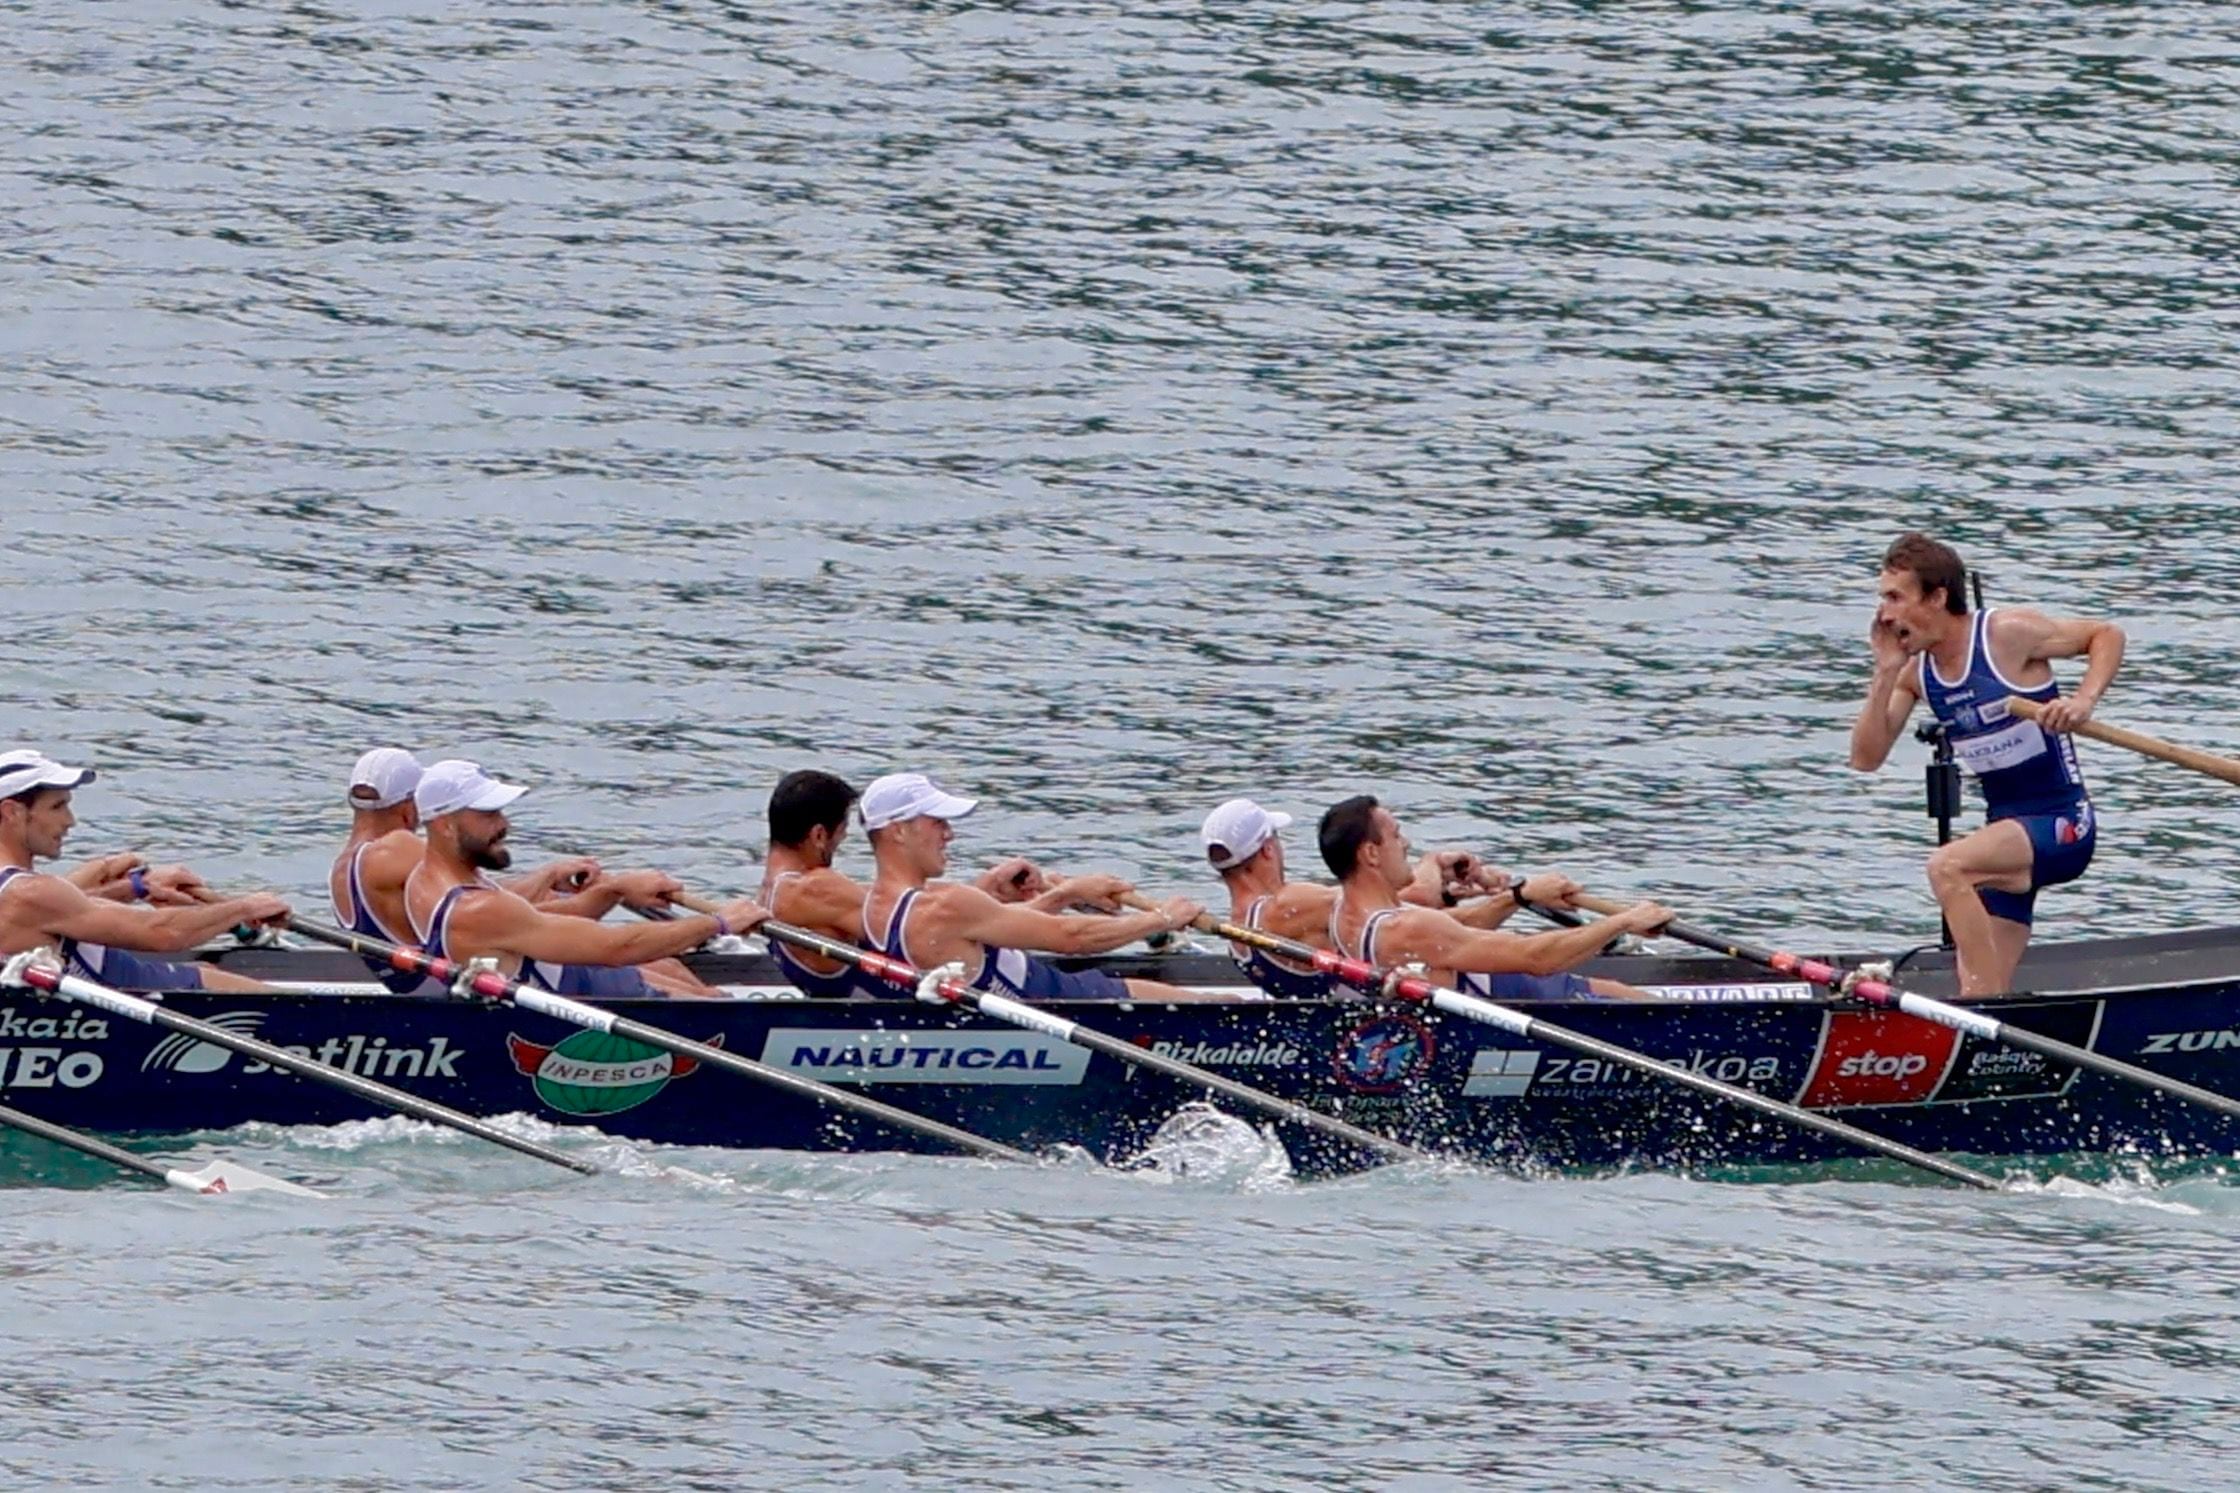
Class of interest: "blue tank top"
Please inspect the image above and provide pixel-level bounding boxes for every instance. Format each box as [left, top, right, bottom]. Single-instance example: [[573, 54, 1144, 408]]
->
[[0, 864, 205, 991], [866, 885, 1039, 999], [332, 843, 442, 995], [759, 871, 883, 1000], [1918, 609, 2090, 818], [413, 876, 649, 998], [1229, 896, 1339, 1000], [1331, 898, 1521, 1004]]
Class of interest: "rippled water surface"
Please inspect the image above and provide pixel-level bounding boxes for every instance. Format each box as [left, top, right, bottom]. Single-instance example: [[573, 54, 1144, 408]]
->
[[6, 0, 2240, 1487]]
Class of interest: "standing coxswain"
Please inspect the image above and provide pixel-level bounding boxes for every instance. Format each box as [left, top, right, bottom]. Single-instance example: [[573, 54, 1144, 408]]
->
[[859, 772, 1214, 1002], [1320, 795, 1665, 1001], [1849, 532, 2125, 997], [0, 749, 289, 993], [401, 760, 765, 999]]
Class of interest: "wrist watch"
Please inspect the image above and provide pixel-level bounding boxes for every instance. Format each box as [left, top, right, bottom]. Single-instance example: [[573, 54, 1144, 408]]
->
[[1508, 874, 1530, 905]]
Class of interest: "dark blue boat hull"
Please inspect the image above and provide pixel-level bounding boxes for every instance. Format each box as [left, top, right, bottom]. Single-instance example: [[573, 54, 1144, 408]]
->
[[8, 924, 2240, 1176]]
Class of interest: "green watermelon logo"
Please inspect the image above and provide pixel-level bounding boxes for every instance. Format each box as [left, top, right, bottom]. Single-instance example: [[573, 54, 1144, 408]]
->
[[507, 1030, 719, 1116]]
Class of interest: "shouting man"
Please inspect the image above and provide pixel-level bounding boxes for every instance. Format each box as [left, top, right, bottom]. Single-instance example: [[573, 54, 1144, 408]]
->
[[1849, 532, 2125, 997]]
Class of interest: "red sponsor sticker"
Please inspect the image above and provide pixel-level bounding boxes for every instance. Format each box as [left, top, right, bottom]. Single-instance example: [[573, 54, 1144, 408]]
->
[[1797, 1010, 1959, 1108]]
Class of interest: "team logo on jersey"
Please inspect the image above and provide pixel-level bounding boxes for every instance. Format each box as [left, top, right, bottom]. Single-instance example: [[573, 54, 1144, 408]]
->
[[1333, 1014, 1435, 1093]]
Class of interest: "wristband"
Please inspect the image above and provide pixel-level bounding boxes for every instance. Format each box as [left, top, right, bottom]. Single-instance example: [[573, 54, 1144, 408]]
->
[[713, 915, 733, 939], [1508, 874, 1530, 904], [128, 867, 150, 902]]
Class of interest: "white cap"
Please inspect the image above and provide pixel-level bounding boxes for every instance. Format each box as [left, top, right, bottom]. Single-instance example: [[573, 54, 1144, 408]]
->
[[859, 772, 977, 831], [0, 750, 95, 800], [1201, 798, 1293, 870], [348, 748, 424, 810], [413, 759, 528, 819]]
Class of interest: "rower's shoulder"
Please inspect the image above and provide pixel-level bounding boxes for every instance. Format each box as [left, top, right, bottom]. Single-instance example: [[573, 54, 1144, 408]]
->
[[772, 866, 866, 919], [355, 829, 423, 873], [1264, 880, 1337, 920]]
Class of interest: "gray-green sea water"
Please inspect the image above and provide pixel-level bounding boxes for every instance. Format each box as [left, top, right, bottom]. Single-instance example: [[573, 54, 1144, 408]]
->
[[6, 1, 2240, 1486]]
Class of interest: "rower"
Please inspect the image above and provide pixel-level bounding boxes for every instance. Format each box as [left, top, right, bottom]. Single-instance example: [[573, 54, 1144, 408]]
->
[[1202, 797, 1588, 1000], [763, 769, 1157, 1000], [330, 748, 441, 994], [0, 750, 289, 993], [333, 747, 686, 995], [859, 772, 1212, 1003], [402, 760, 765, 999], [1849, 531, 2125, 997], [758, 770, 892, 1000], [1320, 795, 1668, 1001]]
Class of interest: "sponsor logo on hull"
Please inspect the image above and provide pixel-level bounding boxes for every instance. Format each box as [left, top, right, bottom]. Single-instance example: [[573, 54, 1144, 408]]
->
[[511, 1030, 713, 1115], [0, 1048, 103, 1090], [2142, 1029, 2240, 1056], [1638, 983, 1819, 1004], [0, 1007, 110, 1042], [758, 1029, 1089, 1086], [1137, 1038, 1303, 1067], [1464, 1046, 1783, 1099], [1333, 1015, 1435, 1093], [141, 1013, 465, 1082], [1797, 1011, 1959, 1108], [1798, 1002, 2100, 1108]]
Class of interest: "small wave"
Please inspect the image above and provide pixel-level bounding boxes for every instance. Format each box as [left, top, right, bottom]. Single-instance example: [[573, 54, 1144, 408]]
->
[[1119, 1103, 1296, 1190]]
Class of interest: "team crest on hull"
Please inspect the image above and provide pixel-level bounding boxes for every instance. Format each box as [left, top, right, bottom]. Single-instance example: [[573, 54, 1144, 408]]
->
[[508, 1030, 716, 1116], [1333, 1014, 1435, 1093]]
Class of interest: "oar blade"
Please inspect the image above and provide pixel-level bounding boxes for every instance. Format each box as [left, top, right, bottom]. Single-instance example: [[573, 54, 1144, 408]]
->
[[163, 1160, 327, 1198]]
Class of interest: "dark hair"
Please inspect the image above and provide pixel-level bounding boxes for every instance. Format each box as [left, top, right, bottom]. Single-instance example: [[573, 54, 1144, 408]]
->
[[769, 770, 858, 847], [1318, 795, 1383, 879], [1882, 533, 1968, 616]]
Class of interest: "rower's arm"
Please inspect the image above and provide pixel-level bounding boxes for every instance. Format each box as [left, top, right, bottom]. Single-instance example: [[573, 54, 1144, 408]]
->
[[448, 889, 727, 968], [9, 876, 276, 953], [1849, 658, 1920, 772], [1998, 608, 2126, 728], [1388, 907, 1632, 979], [936, 884, 1172, 957]]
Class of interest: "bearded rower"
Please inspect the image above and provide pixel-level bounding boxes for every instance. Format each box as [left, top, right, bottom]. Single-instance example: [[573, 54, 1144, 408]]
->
[[1202, 797, 1601, 1000], [402, 760, 765, 999], [1319, 795, 1667, 1001], [1850, 532, 2125, 998], [0, 750, 288, 993], [332, 748, 670, 994], [859, 772, 1212, 1003]]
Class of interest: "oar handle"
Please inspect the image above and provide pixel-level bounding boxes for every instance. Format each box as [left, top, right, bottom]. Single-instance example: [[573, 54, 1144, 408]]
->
[[2006, 695, 2240, 789], [1119, 891, 1289, 952]]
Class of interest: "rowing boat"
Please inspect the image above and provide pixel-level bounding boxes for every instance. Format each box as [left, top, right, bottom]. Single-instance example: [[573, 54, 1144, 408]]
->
[[9, 925, 2239, 1176]]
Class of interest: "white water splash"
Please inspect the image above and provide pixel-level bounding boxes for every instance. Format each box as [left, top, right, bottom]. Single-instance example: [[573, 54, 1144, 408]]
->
[[1122, 1103, 1295, 1190]]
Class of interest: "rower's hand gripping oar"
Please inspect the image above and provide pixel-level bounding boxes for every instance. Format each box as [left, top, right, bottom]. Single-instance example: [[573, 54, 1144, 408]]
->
[[0, 1100, 323, 1197], [282, 916, 1033, 1164], [1568, 893, 2240, 1127], [1155, 899, 2004, 1189], [0, 949, 598, 1176], [2006, 695, 2240, 790], [682, 895, 1427, 1166]]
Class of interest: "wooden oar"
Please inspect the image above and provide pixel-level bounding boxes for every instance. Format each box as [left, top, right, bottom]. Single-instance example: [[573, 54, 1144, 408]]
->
[[0, 949, 599, 1176], [283, 917, 1033, 1164], [0, 1102, 323, 1197], [679, 895, 1429, 1166], [2007, 695, 2240, 789], [1566, 893, 2240, 1126], [1155, 898, 2004, 1189]]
